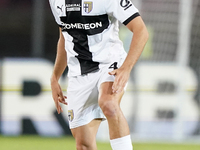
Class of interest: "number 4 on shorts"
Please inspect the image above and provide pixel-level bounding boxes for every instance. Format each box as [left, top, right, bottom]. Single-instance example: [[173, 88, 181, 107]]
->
[[109, 62, 118, 70]]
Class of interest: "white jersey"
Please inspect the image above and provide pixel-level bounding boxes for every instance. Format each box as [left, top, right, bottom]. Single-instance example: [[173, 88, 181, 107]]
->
[[49, 0, 139, 77]]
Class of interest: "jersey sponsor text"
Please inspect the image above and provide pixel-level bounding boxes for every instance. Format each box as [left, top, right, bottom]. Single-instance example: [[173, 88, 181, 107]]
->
[[66, 3, 81, 12], [61, 22, 103, 30]]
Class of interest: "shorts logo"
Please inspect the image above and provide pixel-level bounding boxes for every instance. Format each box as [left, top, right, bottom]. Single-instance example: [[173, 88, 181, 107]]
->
[[83, 1, 93, 13], [68, 110, 74, 122], [120, 0, 132, 10]]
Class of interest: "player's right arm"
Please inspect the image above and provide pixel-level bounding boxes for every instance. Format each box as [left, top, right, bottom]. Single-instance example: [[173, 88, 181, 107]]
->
[[51, 27, 67, 114]]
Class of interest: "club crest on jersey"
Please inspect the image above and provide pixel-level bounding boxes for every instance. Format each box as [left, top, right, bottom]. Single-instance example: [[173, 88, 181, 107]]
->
[[83, 1, 93, 13], [68, 110, 74, 122]]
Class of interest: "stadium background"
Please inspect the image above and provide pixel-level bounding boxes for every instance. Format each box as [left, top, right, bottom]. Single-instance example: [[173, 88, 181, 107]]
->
[[0, 0, 200, 149]]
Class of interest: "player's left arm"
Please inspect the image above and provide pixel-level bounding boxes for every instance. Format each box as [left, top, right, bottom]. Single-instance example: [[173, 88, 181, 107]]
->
[[109, 16, 149, 93]]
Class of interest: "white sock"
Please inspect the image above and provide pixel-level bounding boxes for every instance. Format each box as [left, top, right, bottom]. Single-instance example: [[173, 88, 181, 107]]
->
[[110, 135, 133, 150]]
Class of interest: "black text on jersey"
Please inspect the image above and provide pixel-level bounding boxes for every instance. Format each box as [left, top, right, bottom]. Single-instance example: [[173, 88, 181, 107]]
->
[[120, 0, 132, 10]]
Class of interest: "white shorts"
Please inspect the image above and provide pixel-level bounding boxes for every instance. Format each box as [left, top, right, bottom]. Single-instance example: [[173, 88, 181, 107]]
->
[[67, 63, 118, 129]]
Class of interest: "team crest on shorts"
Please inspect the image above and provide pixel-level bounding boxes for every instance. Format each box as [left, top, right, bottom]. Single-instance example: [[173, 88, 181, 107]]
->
[[68, 110, 74, 122], [83, 1, 93, 13]]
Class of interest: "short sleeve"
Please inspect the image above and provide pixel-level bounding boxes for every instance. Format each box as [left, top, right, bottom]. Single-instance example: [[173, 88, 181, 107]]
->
[[105, 0, 140, 25], [49, 0, 62, 26]]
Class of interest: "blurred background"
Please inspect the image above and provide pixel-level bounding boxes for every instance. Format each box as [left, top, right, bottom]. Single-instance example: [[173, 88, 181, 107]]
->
[[0, 0, 200, 146]]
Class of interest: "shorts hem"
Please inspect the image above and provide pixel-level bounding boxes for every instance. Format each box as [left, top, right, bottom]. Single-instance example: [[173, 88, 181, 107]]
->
[[69, 116, 106, 129]]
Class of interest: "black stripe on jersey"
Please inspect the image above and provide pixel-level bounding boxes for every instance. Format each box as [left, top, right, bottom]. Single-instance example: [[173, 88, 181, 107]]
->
[[123, 12, 140, 25], [60, 14, 109, 35], [77, 58, 99, 74], [60, 0, 109, 75], [66, 28, 100, 74]]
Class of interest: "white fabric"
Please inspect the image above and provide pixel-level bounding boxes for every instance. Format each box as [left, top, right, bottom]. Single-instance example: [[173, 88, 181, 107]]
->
[[49, 0, 139, 77], [67, 62, 122, 129], [104, 0, 139, 23], [110, 135, 133, 150]]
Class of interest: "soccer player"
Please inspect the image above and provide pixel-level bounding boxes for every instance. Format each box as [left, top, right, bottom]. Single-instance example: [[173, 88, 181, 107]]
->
[[49, 0, 148, 149]]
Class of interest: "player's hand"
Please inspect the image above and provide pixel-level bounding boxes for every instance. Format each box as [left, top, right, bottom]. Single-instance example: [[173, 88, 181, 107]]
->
[[51, 77, 67, 114], [109, 67, 131, 94]]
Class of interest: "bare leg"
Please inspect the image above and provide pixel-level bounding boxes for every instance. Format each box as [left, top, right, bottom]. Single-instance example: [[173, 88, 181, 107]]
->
[[98, 82, 130, 140], [71, 119, 102, 150]]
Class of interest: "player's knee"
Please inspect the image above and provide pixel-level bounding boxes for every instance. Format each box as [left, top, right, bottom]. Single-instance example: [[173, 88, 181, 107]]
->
[[76, 144, 88, 150], [76, 140, 92, 150], [99, 100, 119, 118]]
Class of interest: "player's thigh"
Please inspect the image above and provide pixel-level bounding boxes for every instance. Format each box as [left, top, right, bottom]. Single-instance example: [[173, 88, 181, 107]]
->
[[71, 119, 102, 146], [98, 82, 124, 107]]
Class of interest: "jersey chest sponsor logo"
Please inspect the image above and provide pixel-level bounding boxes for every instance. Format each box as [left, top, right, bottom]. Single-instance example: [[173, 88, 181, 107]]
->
[[120, 0, 132, 10], [61, 22, 102, 30]]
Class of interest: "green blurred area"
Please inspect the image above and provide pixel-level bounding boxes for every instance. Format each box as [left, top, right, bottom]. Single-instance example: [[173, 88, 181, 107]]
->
[[0, 136, 200, 150]]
